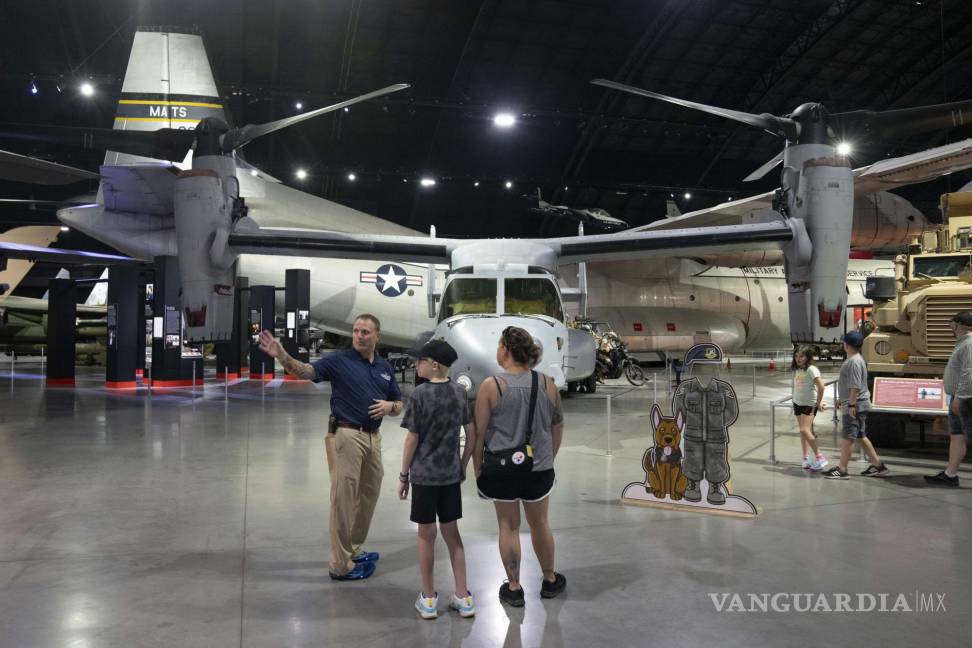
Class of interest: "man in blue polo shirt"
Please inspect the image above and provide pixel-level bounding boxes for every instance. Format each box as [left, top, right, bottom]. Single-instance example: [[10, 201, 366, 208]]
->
[[259, 313, 403, 580]]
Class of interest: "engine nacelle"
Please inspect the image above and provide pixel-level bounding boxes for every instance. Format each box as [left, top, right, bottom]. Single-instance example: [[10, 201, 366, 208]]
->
[[173, 156, 237, 342]]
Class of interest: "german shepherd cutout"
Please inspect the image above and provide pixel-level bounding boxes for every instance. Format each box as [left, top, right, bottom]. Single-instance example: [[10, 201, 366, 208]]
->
[[643, 404, 688, 501]]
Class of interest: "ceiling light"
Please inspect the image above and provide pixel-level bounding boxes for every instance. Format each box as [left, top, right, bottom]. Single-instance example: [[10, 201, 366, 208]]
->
[[80, 82, 94, 97], [30, 81, 38, 95], [420, 178, 436, 187], [493, 113, 516, 128], [296, 168, 308, 180], [505, 181, 513, 189], [347, 173, 356, 181], [343, 106, 350, 112], [836, 141, 852, 156], [295, 101, 303, 110], [60, 226, 70, 232], [403, 178, 408, 183], [474, 181, 480, 187], [683, 192, 691, 200]]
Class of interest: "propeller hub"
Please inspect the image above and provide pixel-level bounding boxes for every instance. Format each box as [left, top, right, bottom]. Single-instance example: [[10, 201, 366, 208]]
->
[[194, 117, 231, 157], [789, 103, 830, 145]]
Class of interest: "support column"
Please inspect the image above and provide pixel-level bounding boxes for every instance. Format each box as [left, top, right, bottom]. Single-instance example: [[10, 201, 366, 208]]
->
[[150, 256, 202, 387], [106, 267, 138, 388], [248, 285, 275, 380], [215, 274, 247, 380], [283, 269, 310, 381], [46, 278, 76, 386]]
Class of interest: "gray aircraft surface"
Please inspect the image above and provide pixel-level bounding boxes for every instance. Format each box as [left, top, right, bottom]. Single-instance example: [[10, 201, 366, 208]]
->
[[3, 29, 972, 395]]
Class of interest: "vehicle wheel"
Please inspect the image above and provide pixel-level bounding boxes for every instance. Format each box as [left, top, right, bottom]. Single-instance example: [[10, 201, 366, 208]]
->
[[624, 361, 646, 386]]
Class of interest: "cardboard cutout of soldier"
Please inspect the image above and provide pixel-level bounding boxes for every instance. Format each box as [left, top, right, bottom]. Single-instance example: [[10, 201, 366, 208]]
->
[[622, 343, 756, 516]]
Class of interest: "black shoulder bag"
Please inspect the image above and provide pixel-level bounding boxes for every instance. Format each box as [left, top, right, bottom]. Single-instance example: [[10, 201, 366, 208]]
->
[[481, 371, 538, 480]]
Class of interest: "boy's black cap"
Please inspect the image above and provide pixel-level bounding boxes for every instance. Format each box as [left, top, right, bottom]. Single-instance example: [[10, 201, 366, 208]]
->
[[952, 311, 972, 326], [406, 339, 458, 367]]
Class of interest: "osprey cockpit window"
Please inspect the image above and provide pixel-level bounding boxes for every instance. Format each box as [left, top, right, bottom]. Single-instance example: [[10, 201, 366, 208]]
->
[[438, 278, 498, 321]]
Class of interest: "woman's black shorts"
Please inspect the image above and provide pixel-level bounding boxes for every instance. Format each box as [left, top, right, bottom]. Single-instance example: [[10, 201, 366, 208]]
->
[[793, 404, 816, 416], [477, 469, 556, 502], [410, 482, 462, 524]]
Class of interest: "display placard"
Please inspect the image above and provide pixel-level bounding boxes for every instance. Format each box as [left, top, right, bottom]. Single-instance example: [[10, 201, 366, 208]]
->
[[872, 377, 947, 412]]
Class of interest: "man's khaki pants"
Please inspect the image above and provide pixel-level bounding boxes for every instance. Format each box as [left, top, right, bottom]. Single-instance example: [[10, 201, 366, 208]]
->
[[325, 427, 384, 575]]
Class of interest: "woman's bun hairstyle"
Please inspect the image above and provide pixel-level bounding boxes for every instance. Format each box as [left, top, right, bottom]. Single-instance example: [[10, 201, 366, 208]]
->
[[501, 326, 542, 367]]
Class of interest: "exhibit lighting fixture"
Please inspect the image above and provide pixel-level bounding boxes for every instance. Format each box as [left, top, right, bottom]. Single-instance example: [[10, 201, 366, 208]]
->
[[836, 141, 852, 156], [474, 181, 480, 187], [420, 178, 436, 187], [60, 226, 69, 232], [295, 101, 303, 110], [684, 192, 691, 200], [30, 81, 38, 95], [250, 169, 258, 177], [505, 181, 513, 189], [403, 178, 408, 183], [347, 173, 356, 181], [296, 168, 308, 180], [80, 82, 94, 97], [493, 113, 516, 128]]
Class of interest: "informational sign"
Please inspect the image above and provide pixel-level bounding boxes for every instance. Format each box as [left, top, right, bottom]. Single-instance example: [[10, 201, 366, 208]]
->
[[164, 305, 180, 335], [152, 316, 163, 338], [872, 377, 947, 412], [287, 311, 296, 329], [249, 308, 262, 343]]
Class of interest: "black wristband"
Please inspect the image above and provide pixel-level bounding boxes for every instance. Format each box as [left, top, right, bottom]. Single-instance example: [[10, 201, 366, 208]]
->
[[399, 472, 409, 483]]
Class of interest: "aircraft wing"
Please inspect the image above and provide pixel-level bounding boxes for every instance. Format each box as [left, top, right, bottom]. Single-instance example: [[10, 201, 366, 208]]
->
[[638, 137, 972, 232], [0, 240, 134, 265], [228, 227, 452, 264], [228, 221, 795, 266], [100, 164, 179, 215]]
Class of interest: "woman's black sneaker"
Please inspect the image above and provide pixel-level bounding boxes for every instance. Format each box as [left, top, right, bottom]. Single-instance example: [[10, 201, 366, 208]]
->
[[540, 572, 567, 599], [499, 582, 525, 607]]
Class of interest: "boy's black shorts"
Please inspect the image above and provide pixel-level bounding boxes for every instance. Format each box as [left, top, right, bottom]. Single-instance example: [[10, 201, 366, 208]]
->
[[410, 482, 462, 524]]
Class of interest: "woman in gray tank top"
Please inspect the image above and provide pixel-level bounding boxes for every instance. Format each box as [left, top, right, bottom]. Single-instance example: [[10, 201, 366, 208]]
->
[[472, 326, 566, 606]]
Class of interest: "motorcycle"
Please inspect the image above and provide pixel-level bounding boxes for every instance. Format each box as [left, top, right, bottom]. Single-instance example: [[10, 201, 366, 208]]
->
[[595, 332, 646, 386]]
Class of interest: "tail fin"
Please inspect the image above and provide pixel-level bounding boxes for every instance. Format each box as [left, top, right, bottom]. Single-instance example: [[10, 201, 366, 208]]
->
[[42, 268, 72, 300], [84, 268, 110, 306], [108, 27, 229, 166], [0, 226, 61, 302], [665, 200, 682, 219]]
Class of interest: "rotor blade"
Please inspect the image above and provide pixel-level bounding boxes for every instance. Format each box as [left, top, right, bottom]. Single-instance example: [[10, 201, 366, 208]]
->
[[832, 100, 972, 140], [0, 123, 196, 163], [0, 149, 102, 185], [743, 150, 785, 182], [591, 79, 799, 141], [221, 83, 410, 151]]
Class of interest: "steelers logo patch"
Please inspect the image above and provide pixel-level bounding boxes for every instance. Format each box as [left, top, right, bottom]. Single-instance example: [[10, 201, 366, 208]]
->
[[512, 451, 526, 465]]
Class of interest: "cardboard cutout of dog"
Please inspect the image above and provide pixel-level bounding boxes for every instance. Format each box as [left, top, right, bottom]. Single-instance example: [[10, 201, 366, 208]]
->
[[643, 404, 688, 500]]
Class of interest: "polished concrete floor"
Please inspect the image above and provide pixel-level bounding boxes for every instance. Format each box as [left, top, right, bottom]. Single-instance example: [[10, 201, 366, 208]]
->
[[0, 360, 969, 647]]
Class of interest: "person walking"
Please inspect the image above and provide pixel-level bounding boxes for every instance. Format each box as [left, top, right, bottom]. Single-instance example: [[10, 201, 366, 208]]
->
[[791, 345, 829, 471], [926, 311, 972, 486]]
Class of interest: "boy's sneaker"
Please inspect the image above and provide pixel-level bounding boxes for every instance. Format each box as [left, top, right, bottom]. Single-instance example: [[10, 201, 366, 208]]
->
[[811, 455, 829, 471], [498, 582, 525, 607], [802, 456, 813, 470], [449, 591, 475, 617], [861, 463, 890, 477], [924, 471, 960, 487], [540, 572, 567, 599], [821, 466, 849, 480], [415, 592, 438, 619], [329, 561, 376, 581]]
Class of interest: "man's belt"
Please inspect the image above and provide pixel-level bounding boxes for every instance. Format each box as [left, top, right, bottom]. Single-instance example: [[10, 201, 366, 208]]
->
[[335, 419, 379, 433]]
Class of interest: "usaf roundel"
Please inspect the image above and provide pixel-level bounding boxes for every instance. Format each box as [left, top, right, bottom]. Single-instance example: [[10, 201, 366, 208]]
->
[[360, 264, 422, 297]]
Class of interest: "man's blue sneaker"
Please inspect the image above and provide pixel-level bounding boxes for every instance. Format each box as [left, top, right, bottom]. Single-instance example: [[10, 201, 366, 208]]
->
[[352, 551, 380, 563], [330, 561, 376, 581]]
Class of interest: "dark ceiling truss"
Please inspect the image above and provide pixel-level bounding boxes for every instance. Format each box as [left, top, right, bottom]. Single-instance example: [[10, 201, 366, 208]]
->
[[693, 0, 866, 185]]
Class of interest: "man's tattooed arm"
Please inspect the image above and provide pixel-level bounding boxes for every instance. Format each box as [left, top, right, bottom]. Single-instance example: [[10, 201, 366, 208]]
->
[[281, 353, 316, 380]]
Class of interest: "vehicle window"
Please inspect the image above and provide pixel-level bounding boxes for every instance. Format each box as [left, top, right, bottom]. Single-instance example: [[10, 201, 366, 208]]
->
[[438, 278, 497, 321], [503, 278, 563, 321], [912, 255, 972, 278]]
